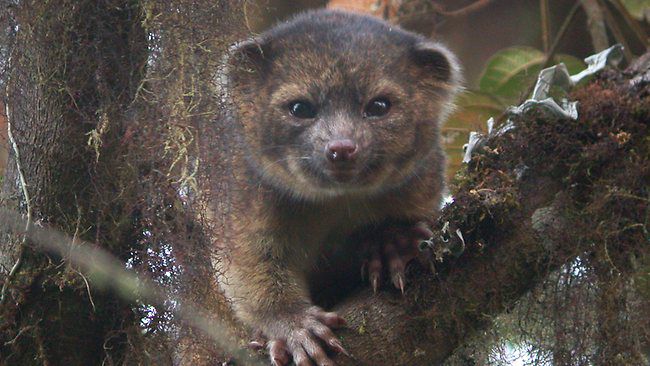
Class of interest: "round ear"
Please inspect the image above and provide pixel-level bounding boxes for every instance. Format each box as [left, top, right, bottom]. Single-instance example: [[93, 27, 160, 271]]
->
[[409, 41, 461, 86], [226, 37, 271, 81]]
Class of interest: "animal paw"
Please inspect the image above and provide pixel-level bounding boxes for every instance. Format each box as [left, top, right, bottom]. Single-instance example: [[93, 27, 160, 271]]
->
[[360, 222, 433, 294], [250, 306, 348, 366]]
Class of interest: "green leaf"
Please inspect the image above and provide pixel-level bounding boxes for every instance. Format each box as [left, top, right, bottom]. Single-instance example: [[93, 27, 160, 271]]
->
[[479, 46, 543, 98], [478, 46, 585, 104], [444, 90, 505, 139], [555, 54, 587, 75], [619, 0, 650, 20], [443, 90, 505, 177]]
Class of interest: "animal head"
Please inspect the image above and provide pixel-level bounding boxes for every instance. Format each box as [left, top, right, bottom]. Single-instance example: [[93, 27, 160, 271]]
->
[[226, 10, 461, 201]]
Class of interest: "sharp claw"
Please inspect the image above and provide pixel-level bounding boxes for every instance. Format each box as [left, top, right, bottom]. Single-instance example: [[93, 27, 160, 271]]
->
[[329, 338, 351, 357], [371, 274, 379, 294], [339, 346, 352, 358], [337, 316, 347, 328], [392, 272, 405, 295], [272, 356, 289, 366], [248, 340, 265, 350], [326, 314, 347, 328]]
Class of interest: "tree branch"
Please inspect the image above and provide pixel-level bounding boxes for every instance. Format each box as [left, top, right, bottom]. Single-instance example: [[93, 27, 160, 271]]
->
[[581, 0, 610, 52], [432, 0, 494, 18], [172, 57, 648, 366], [316, 63, 647, 365], [173, 58, 648, 366]]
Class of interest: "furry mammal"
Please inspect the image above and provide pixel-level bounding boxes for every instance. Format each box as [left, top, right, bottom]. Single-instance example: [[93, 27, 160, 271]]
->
[[217, 9, 460, 365]]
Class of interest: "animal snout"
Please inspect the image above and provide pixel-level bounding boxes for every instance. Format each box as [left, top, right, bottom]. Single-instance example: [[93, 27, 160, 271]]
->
[[325, 139, 358, 163]]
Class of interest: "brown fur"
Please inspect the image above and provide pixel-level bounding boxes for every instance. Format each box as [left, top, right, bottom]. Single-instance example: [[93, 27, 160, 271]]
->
[[209, 9, 461, 362]]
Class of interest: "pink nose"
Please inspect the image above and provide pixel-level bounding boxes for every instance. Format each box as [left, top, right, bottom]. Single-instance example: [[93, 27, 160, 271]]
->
[[326, 139, 358, 162]]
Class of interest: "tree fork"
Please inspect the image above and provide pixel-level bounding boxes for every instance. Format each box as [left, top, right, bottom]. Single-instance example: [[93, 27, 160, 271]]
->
[[327, 60, 650, 365], [214, 58, 648, 365]]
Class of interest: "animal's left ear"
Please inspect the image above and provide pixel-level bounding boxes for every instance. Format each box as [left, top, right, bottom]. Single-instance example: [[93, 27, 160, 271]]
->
[[409, 41, 461, 86]]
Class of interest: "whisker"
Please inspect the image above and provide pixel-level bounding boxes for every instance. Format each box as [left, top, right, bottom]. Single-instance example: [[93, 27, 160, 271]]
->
[[258, 156, 313, 178]]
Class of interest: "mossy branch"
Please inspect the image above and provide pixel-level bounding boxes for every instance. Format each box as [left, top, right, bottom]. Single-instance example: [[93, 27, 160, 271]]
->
[[323, 61, 650, 365]]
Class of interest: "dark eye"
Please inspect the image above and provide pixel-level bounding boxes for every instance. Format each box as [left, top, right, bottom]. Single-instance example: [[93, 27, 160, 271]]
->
[[288, 100, 317, 119], [364, 98, 391, 118]]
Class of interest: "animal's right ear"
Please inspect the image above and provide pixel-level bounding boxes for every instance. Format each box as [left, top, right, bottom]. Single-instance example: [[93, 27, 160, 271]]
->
[[226, 38, 271, 80]]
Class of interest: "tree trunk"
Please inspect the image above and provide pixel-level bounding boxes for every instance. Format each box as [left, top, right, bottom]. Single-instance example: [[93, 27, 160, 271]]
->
[[1, 2, 647, 365], [0, 1, 148, 364], [194, 59, 648, 365]]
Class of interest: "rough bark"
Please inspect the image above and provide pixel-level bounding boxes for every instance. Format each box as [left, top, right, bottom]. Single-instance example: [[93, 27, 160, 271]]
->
[[325, 60, 650, 365], [0, 1, 647, 365], [0, 1, 148, 364], [217, 58, 647, 365]]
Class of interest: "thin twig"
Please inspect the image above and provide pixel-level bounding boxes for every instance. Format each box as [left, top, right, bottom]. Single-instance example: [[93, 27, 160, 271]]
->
[[541, 0, 551, 52], [398, 0, 494, 25], [597, 0, 634, 61], [495, 0, 581, 124], [541, 1, 582, 70], [517, 1, 582, 107], [242, 0, 254, 36], [608, 0, 649, 48], [581, 0, 610, 51], [433, 0, 494, 17], [70, 200, 95, 312], [0, 207, 262, 365], [3, 325, 35, 346], [0, 56, 33, 305], [75, 268, 96, 312]]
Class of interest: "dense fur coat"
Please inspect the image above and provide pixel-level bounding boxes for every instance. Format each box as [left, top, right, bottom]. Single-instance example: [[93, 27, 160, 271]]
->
[[212, 9, 460, 365]]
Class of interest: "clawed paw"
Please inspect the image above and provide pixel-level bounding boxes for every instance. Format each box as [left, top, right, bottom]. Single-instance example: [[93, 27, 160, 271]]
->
[[249, 306, 348, 366], [360, 222, 433, 294]]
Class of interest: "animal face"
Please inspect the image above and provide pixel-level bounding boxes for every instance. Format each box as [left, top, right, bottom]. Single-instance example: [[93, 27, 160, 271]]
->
[[227, 10, 460, 201]]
